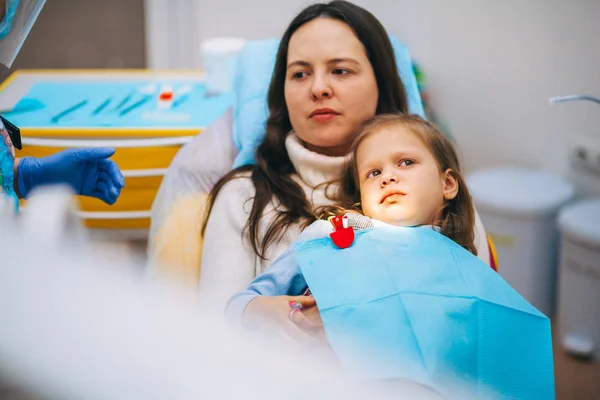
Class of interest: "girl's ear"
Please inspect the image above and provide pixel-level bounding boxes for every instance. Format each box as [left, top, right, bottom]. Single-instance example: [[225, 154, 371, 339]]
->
[[442, 169, 459, 201]]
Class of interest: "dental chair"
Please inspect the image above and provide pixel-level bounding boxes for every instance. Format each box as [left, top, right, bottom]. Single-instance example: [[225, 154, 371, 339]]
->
[[148, 36, 496, 287]]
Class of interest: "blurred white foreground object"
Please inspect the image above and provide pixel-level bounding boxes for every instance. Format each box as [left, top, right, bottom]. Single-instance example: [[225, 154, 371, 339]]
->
[[0, 186, 445, 400], [20, 184, 89, 251]]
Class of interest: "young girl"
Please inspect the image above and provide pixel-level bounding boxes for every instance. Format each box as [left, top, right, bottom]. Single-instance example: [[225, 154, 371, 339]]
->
[[227, 113, 480, 327], [226, 113, 555, 399]]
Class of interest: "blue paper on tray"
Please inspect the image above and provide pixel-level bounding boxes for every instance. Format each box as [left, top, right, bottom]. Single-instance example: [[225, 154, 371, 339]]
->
[[3, 82, 232, 128]]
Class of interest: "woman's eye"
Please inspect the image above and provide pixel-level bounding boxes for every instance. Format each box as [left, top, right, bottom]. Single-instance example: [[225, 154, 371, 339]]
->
[[333, 68, 350, 76], [399, 159, 415, 167], [291, 71, 307, 79], [367, 169, 381, 179]]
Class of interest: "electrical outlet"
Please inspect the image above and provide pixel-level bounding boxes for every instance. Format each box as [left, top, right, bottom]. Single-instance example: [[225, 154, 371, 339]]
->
[[571, 136, 600, 174], [569, 135, 600, 197]]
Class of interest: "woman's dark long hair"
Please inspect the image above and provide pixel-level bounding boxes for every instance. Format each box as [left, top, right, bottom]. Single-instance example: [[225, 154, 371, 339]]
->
[[202, 0, 409, 259]]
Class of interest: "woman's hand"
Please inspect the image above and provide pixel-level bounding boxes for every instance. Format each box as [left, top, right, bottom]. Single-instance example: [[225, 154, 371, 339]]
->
[[243, 295, 324, 345], [298, 303, 324, 337]]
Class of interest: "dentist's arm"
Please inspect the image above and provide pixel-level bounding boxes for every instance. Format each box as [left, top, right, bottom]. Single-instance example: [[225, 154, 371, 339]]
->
[[13, 157, 21, 197], [13, 149, 124, 204]]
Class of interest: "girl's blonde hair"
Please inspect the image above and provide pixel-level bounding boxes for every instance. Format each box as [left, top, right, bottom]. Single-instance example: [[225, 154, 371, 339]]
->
[[317, 113, 477, 255]]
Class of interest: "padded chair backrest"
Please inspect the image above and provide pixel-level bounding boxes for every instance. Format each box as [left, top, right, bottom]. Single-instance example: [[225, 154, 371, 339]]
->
[[231, 35, 424, 168]]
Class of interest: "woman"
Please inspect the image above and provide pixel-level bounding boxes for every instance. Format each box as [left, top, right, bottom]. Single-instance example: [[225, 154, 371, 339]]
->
[[198, 1, 490, 341]]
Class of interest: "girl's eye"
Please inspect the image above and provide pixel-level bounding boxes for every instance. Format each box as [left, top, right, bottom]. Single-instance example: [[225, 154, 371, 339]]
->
[[367, 169, 381, 179], [399, 159, 415, 167]]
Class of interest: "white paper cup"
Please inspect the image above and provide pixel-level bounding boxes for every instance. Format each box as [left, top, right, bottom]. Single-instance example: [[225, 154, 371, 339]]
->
[[201, 37, 247, 94]]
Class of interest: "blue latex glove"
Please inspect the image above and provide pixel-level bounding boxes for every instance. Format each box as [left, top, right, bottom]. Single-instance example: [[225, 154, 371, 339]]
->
[[17, 148, 125, 205]]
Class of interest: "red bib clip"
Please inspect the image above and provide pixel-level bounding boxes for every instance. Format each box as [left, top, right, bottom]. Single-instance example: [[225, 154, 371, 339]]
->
[[329, 215, 355, 249]]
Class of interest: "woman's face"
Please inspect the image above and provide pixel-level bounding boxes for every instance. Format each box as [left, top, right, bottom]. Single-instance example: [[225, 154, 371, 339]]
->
[[284, 18, 379, 157]]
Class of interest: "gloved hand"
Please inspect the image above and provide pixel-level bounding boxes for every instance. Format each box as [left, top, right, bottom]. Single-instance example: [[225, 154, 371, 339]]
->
[[17, 148, 125, 205]]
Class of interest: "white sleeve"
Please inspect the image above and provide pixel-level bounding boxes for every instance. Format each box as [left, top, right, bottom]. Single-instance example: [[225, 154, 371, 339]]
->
[[198, 175, 258, 310], [473, 208, 490, 266]]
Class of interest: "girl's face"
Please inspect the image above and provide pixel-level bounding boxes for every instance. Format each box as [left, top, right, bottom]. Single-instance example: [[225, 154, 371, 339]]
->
[[356, 126, 458, 226], [284, 18, 379, 157]]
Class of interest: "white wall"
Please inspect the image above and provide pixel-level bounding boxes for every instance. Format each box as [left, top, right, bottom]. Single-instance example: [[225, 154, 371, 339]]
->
[[149, 0, 600, 176], [363, 0, 600, 176]]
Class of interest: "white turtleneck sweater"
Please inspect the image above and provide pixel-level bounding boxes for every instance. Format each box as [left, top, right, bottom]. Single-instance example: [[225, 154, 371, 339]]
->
[[199, 133, 490, 309], [199, 134, 348, 307]]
